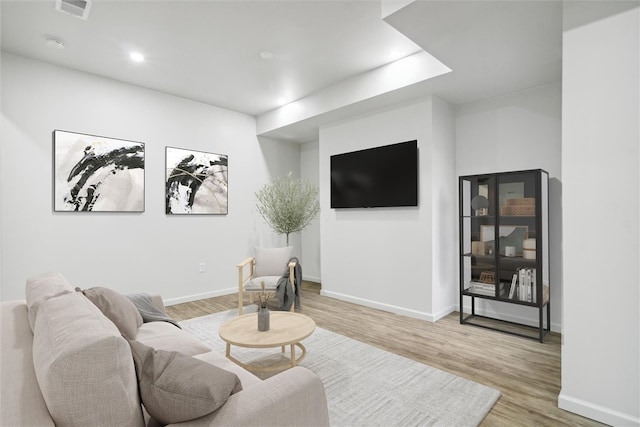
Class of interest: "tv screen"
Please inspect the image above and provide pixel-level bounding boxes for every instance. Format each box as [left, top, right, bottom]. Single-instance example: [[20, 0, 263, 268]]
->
[[330, 140, 418, 208]]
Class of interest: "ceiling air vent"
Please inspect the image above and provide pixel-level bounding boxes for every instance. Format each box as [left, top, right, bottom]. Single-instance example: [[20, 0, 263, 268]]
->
[[55, 0, 92, 20]]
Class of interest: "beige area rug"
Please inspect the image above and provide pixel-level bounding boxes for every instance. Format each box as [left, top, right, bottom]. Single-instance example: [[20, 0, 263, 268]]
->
[[180, 307, 501, 427]]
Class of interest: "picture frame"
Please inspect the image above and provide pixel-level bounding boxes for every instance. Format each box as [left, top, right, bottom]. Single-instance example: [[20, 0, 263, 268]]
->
[[53, 130, 145, 212], [480, 225, 529, 256], [165, 146, 228, 215]]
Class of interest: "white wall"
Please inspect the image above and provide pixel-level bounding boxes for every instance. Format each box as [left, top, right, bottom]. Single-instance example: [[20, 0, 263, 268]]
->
[[0, 52, 300, 303], [300, 141, 321, 282], [560, 7, 639, 426], [455, 82, 563, 331], [430, 97, 457, 317], [319, 97, 456, 321]]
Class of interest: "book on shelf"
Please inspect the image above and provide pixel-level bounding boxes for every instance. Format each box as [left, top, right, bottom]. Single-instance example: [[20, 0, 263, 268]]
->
[[467, 280, 506, 297], [513, 267, 537, 302], [508, 273, 517, 299], [530, 268, 536, 302]]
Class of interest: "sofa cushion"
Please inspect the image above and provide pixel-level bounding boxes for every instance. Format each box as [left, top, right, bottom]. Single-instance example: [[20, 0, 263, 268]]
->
[[0, 301, 54, 427], [136, 321, 211, 355], [194, 350, 262, 389], [32, 292, 144, 427], [80, 286, 143, 340], [254, 246, 293, 277], [129, 340, 242, 425], [25, 272, 74, 332]]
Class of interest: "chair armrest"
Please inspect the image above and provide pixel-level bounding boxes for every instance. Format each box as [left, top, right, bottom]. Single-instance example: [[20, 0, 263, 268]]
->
[[288, 260, 296, 293], [170, 367, 329, 427], [237, 257, 254, 269], [237, 257, 255, 286], [237, 257, 255, 315], [149, 294, 166, 313]]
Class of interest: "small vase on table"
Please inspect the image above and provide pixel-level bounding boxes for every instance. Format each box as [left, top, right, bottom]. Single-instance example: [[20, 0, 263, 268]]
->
[[257, 281, 271, 331], [258, 306, 270, 331]]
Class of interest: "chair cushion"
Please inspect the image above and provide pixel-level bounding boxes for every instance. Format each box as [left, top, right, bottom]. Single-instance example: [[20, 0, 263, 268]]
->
[[25, 272, 74, 332], [32, 292, 144, 427], [253, 246, 293, 277], [246, 276, 280, 290], [129, 340, 242, 425], [80, 286, 143, 340]]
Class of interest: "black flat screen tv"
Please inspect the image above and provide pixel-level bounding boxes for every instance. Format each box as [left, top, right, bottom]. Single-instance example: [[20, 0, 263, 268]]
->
[[330, 140, 418, 208]]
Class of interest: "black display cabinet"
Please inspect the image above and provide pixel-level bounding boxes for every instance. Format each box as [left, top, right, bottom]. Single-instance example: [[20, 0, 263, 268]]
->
[[459, 169, 550, 342]]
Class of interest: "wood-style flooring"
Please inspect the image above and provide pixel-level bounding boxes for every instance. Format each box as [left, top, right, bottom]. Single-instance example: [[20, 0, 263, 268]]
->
[[165, 282, 605, 427]]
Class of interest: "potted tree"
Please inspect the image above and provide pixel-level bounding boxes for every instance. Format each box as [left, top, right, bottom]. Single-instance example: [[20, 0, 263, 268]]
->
[[255, 172, 320, 245]]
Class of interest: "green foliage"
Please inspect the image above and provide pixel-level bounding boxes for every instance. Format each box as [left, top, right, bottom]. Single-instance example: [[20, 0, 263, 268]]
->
[[255, 173, 320, 245]]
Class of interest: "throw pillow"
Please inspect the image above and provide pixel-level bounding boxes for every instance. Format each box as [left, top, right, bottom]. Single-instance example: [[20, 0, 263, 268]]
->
[[80, 287, 143, 340], [254, 246, 294, 277], [128, 340, 242, 425]]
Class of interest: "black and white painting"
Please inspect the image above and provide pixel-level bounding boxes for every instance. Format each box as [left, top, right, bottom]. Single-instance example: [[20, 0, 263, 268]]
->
[[54, 130, 145, 212], [165, 147, 228, 215]]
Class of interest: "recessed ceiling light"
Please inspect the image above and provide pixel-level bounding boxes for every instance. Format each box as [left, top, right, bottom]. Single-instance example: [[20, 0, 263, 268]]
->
[[259, 51, 274, 60], [45, 37, 65, 49], [129, 52, 145, 63]]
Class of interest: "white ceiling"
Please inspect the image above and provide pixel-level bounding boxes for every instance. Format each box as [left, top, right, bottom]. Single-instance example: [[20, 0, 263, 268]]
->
[[0, 0, 422, 116], [1, 0, 597, 143], [385, 0, 563, 105]]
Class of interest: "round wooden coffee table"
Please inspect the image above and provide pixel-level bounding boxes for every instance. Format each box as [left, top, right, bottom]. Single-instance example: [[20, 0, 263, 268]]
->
[[219, 311, 316, 373]]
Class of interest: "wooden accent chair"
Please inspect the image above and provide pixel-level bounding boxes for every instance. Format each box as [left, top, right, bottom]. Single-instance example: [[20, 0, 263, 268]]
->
[[237, 246, 296, 315]]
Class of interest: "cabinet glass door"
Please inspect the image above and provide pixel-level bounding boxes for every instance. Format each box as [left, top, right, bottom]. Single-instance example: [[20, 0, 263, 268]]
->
[[460, 175, 497, 297], [496, 172, 538, 303]]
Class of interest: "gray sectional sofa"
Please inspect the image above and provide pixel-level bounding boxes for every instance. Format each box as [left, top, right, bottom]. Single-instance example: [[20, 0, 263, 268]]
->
[[0, 272, 329, 426]]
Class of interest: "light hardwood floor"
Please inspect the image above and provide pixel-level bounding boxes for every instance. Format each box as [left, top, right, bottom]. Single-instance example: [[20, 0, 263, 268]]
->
[[166, 282, 605, 427]]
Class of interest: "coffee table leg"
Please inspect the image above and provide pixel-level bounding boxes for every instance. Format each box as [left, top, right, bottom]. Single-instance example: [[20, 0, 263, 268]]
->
[[290, 343, 296, 367], [226, 343, 231, 358]]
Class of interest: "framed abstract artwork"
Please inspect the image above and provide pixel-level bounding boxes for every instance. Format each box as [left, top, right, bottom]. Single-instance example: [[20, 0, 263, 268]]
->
[[53, 130, 145, 212], [165, 147, 228, 215]]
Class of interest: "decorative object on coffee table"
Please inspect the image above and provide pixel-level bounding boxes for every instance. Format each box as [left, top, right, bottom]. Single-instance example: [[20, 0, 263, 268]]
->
[[257, 307, 269, 331], [257, 282, 271, 331]]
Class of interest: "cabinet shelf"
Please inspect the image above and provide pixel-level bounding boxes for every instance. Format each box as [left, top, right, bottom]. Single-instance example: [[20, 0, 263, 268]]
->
[[459, 169, 550, 342]]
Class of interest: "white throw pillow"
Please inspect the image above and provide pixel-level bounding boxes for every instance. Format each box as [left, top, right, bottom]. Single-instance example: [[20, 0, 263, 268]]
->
[[253, 246, 293, 277]]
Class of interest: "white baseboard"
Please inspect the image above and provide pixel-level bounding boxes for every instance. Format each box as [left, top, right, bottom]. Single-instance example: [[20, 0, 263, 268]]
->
[[303, 275, 321, 283], [459, 302, 562, 333], [558, 391, 640, 427], [320, 290, 454, 322], [432, 303, 457, 321], [163, 287, 236, 306]]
